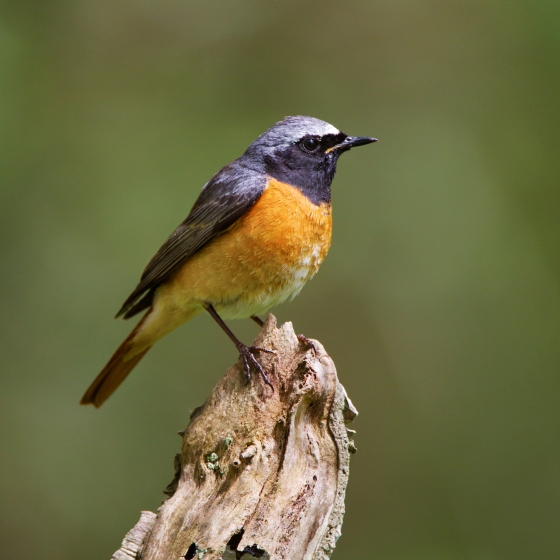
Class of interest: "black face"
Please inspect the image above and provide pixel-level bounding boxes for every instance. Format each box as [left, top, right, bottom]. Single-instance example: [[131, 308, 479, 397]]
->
[[298, 132, 348, 155], [263, 132, 350, 205]]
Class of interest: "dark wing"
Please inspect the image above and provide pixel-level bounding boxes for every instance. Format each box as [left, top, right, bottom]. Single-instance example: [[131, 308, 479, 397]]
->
[[116, 163, 267, 319]]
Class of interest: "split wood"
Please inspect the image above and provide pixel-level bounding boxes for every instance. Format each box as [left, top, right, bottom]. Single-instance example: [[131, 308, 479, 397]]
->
[[112, 314, 358, 560]]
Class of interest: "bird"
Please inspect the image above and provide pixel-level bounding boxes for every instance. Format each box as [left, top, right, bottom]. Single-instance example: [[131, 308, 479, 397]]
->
[[80, 116, 376, 407]]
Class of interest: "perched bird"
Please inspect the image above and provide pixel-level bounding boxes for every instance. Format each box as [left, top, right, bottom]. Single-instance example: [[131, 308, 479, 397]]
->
[[81, 116, 376, 407]]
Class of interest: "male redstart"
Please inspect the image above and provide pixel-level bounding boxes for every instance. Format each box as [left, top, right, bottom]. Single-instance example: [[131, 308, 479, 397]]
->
[[81, 116, 376, 407]]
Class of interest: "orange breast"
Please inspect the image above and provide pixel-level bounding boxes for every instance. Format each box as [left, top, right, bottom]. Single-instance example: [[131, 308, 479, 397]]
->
[[165, 178, 332, 319]]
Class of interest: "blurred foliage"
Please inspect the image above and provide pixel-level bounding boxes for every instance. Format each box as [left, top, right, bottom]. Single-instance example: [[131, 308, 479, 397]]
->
[[1, 1, 560, 559]]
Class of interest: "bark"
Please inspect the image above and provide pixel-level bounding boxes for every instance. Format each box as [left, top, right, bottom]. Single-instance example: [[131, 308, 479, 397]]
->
[[112, 314, 357, 560]]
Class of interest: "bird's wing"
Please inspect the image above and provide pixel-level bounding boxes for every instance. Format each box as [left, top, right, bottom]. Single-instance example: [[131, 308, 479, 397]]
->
[[116, 163, 267, 319]]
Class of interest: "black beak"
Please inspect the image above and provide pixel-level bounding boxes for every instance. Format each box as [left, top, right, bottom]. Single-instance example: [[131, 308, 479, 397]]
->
[[328, 136, 378, 153]]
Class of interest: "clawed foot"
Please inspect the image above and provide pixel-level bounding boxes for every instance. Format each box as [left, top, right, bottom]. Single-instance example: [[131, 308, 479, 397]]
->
[[297, 334, 317, 354], [237, 343, 275, 388]]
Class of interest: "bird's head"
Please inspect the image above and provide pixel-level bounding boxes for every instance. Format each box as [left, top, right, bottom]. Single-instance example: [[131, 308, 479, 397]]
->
[[241, 116, 376, 204]]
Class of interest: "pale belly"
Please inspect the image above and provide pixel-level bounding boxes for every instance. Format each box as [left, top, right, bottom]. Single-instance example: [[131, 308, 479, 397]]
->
[[215, 240, 328, 319]]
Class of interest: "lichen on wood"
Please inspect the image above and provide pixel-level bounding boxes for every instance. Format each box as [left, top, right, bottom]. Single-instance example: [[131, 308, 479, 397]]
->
[[112, 315, 357, 560]]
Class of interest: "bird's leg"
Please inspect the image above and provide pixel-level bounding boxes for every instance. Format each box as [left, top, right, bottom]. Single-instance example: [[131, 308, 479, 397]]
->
[[204, 304, 274, 388], [252, 314, 314, 353], [297, 334, 317, 354]]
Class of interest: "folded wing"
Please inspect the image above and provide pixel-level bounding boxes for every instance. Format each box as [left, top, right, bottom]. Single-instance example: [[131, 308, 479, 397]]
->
[[116, 163, 267, 319]]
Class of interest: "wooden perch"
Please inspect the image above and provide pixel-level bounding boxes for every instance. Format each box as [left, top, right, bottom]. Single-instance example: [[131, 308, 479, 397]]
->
[[112, 314, 358, 560]]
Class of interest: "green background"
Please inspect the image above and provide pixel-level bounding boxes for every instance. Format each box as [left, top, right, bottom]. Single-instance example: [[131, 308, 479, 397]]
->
[[1, 1, 559, 558]]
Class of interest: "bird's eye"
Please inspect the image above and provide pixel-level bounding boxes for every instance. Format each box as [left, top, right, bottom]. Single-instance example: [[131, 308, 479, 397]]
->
[[301, 137, 320, 153]]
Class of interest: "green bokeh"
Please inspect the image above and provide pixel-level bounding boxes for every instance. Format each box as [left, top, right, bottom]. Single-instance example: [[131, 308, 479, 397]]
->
[[1, 1, 559, 559]]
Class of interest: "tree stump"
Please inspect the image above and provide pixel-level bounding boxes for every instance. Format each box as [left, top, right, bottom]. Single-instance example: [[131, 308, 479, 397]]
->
[[112, 314, 358, 560]]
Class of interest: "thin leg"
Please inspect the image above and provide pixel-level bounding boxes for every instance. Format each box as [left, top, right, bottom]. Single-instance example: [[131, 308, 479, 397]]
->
[[204, 304, 274, 388], [297, 334, 317, 354], [251, 315, 264, 327]]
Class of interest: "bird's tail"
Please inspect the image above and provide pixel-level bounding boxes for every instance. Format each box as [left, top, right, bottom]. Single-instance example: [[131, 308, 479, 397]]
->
[[80, 312, 152, 408]]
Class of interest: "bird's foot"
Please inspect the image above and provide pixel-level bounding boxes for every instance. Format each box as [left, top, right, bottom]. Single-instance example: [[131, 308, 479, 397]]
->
[[237, 343, 275, 388], [297, 334, 317, 354]]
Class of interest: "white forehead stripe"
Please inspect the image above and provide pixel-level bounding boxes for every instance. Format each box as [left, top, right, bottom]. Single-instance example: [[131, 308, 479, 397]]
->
[[283, 118, 340, 138], [258, 116, 341, 147]]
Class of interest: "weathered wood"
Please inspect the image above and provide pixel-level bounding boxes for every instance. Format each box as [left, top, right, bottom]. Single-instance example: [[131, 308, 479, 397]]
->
[[112, 511, 157, 560], [112, 315, 357, 560]]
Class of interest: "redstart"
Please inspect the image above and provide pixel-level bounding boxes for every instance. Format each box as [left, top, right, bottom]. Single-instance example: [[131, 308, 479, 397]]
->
[[81, 116, 376, 407]]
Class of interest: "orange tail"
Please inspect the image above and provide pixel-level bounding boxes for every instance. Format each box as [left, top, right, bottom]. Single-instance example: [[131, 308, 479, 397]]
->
[[80, 314, 152, 408]]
